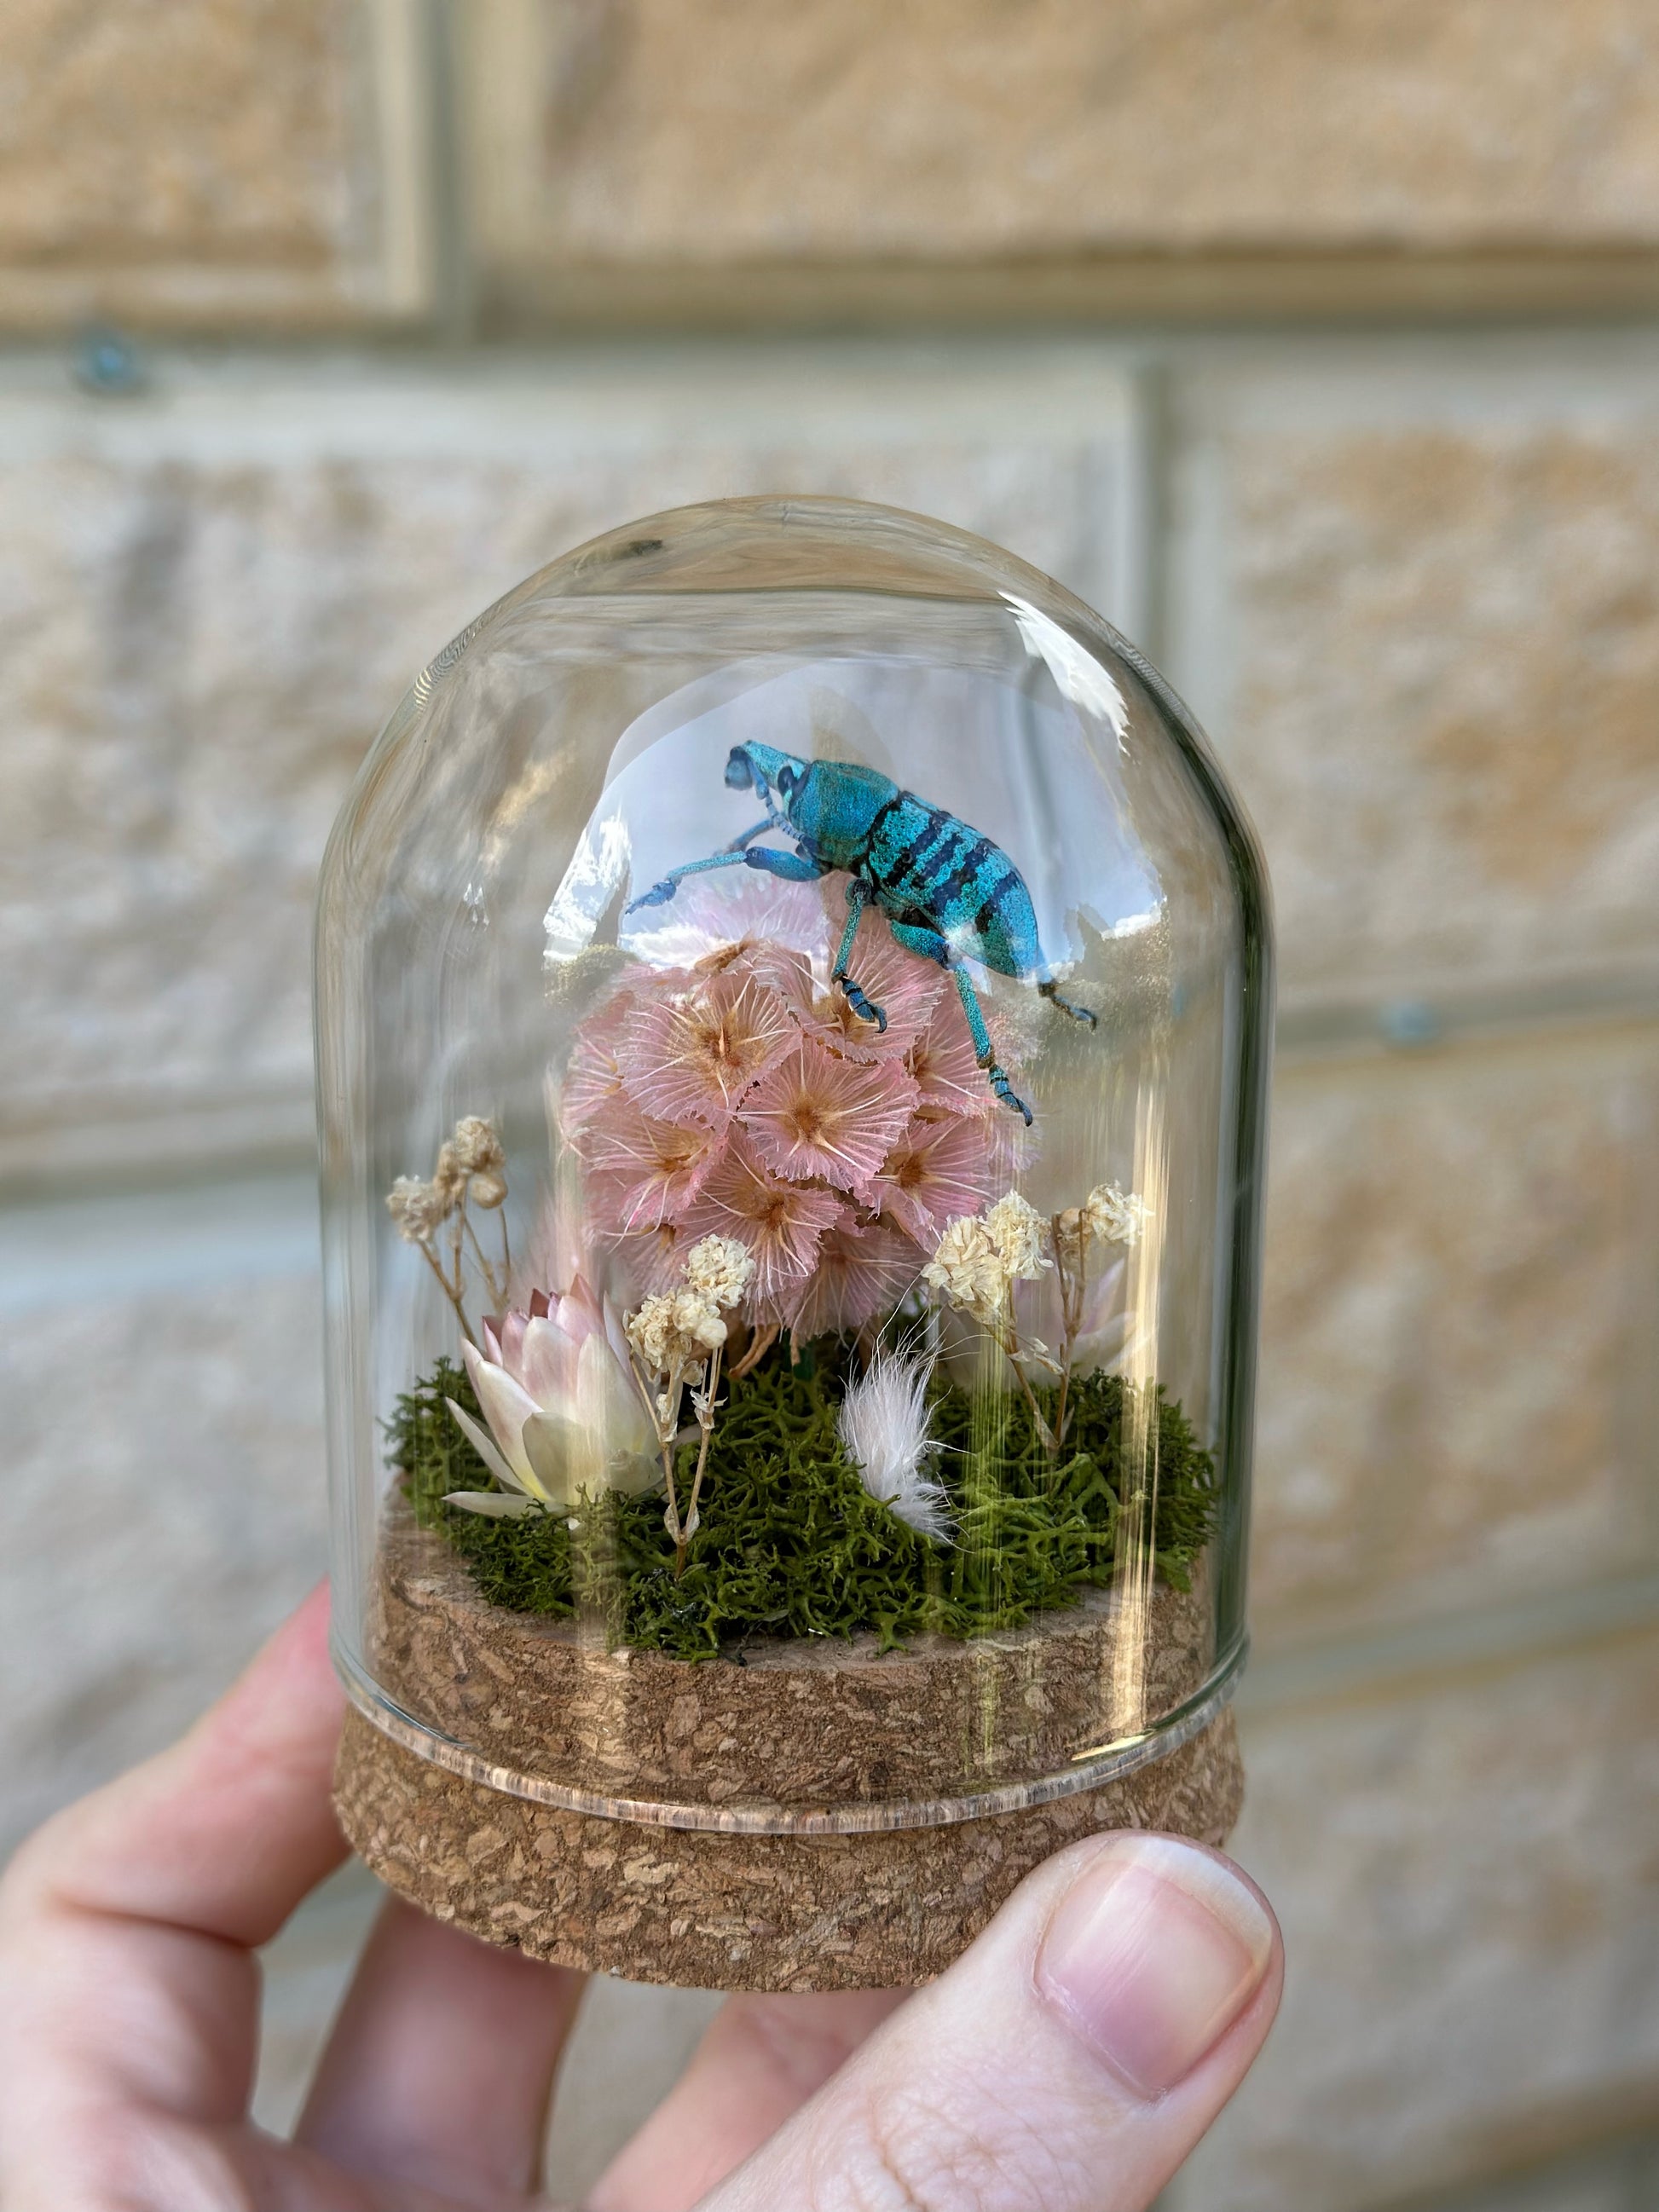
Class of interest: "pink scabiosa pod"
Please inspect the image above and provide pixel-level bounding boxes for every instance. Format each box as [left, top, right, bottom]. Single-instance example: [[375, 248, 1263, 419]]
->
[[905, 996, 996, 1118], [616, 965, 796, 1129], [783, 1216, 921, 1339], [564, 920, 1029, 1344], [445, 1277, 658, 1516], [869, 1111, 1000, 1244], [621, 871, 831, 973], [573, 1103, 720, 1232], [742, 1037, 917, 1194], [562, 985, 640, 1135], [679, 1135, 846, 1320], [757, 910, 943, 1063]]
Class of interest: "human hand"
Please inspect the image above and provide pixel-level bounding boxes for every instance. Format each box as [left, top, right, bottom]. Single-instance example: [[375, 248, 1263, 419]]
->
[[0, 1588, 1281, 2211]]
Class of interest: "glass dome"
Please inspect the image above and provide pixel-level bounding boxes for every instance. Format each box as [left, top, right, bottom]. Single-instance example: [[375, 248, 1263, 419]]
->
[[317, 495, 1272, 1985]]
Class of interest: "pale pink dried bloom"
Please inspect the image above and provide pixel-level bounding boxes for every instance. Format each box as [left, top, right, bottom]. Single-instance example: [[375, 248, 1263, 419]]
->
[[621, 872, 831, 971], [602, 1215, 698, 1301], [572, 1104, 719, 1231], [679, 1136, 844, 1317], [617, 967, 795, 1129], [757, 910, 943, 1063], [783, 1216, 919, 1339], [563, 987, 639, 1134], [741, 1038, 917, 1195], [451, 1276, 656, 1511], [906, 999, 996, 1118], [870, 1112, 1000, 1244]]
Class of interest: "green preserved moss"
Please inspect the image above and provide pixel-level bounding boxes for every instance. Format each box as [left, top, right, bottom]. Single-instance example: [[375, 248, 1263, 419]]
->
[[390, 1341, 1217, 1660]]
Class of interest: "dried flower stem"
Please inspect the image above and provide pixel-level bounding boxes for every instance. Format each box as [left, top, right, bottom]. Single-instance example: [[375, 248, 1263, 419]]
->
[[460, 1209, 506, 1310], [1049, 1210, 1090, 1446], [415, 1239, 478, 1348], [682, 1342, 724, 1562], [991, 1304, 1059, 1453], [730, 1322, 779, 1380]]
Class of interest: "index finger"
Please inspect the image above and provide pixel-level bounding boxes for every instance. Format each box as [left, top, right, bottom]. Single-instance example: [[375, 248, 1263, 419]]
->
[[1, 1578, 346, 1949]]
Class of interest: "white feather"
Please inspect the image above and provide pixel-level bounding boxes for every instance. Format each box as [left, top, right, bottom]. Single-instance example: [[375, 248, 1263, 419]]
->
[[837, 1347, 953, 1543]]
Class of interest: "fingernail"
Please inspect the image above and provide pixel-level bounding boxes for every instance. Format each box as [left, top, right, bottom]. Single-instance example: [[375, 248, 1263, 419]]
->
[[1036, 1835, 1275, 2099]]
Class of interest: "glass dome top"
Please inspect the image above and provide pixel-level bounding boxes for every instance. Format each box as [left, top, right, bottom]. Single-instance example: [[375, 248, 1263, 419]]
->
[[316, 496, 1273, 1837]]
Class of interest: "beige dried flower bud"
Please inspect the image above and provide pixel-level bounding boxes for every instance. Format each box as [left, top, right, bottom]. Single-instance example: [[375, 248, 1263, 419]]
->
[[983, 1192, 1053, 1281], [386, 1175, 447, 1245], [468, 1169, 508, 1210], [627, 1289, 725, 1371], [681, 1233, 754, 1309], [431, 1141, 469, 1206], [449, 1115, 505, 1175], [921, 1213, 1006, 1325], [1084, 1182, 1152, 1249], [626, 1295, 679, 1373], [671, 1289, 728, 1351]]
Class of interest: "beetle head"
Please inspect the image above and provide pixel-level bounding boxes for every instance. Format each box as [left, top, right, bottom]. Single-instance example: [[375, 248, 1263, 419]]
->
[[725, 742, 808, 807]]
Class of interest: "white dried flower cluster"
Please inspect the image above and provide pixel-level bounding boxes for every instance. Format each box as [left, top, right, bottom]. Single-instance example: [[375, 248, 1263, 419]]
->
[[435, 1117, 508, 1210], [681, 1233, 754, 1310], [450, 1116, 505, 1175], [626, 1234, 756, 1372], [388, 1116, 509, 1239], [386, 1175, 448, 1245], [1084, 1181, 1151, 1249], [922, 1192, 1051, 1325], [984, 1192, 1053, 1279], [627, 1290, 728, 1370], [920, 1215, 1004, 1324]]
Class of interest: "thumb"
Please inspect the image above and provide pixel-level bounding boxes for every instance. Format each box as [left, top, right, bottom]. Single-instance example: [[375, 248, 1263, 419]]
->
[[702, 1832, 1281, 2212]]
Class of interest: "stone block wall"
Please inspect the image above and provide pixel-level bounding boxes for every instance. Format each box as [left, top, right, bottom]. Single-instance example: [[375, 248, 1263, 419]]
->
[[2, 9, 1656, 2208]]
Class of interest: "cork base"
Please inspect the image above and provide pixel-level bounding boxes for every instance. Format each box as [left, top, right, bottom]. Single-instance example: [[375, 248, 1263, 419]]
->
[[334, 1700, 1243, 1991]]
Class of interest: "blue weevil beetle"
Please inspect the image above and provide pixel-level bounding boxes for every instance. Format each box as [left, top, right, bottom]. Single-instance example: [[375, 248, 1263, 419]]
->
[[627, 742, 1095, 1123]]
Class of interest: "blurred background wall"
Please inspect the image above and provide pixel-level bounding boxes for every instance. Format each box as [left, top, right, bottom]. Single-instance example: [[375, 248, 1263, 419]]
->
[[3, 4, 1658, 2206]]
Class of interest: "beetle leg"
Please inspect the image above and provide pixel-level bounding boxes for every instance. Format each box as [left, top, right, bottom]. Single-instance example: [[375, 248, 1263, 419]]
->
[[740, 845, 824, 884], [1038, 977, 1097, 1027], [887, 921, 1033, 1124], [952, 967, 1033, 1124], [831, 881, 887, 1031], [626, 840, 824, 911]]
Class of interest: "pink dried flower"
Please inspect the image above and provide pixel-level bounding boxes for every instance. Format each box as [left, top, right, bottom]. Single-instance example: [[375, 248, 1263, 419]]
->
[[679, 1136, 845, 1318], [605, 1216, 698, 1299], [906, 999, 996, 1118], [870, 1112, 999, 1244], [617, 967, 795, 1129], [743, 1037, 917, 1194], [783, 1216, 920, 1339], [566, 919, 1014, 1342], [448, 1277, 657, 1512], [572, 1105, 719, 1232], [563, 987, 639, 1134], [757, 911, 943, 1063], [622, 872, 831, 971]]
